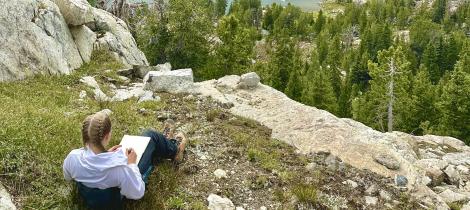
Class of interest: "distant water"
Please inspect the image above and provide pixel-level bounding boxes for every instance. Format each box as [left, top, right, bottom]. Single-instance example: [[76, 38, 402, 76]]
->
[[128, 0, 322, 11]]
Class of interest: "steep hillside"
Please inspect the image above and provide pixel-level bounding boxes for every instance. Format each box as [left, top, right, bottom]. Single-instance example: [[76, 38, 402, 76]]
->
[[0, 52, 421, 209]]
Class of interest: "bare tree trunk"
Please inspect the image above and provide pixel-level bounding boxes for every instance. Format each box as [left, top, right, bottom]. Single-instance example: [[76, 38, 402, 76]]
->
[[387, 59, 395, 132]]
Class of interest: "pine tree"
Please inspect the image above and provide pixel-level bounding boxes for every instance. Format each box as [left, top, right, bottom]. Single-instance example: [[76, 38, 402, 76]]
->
[[285, 49, 304, 101], [267, 31, 294, 92], [301, 51, 339, 114], [326, 35, 343, 98], [314, 10, 326, 34], [210, 15, 255, 79], [436, 42, 470, 144], [167, 0, 212, 78], [432, 0, 447, 23], [409, 65, 437, 134], [422, 41, 442, 84], [352, 46, 413, 132]]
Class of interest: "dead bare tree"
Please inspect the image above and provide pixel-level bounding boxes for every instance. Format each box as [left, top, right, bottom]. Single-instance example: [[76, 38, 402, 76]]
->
[[385, 58, 401, 132], [96, 0, 129, 19]]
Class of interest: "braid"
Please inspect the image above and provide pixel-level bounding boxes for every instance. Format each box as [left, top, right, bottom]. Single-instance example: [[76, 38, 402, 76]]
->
[[97, 118, 104, 144], [81, 112, 111, 152], [81, 115, 93, 147]]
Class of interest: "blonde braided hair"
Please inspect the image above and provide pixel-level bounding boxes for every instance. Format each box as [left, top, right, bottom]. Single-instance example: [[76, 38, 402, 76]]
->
[[81, 112, 111, 152]]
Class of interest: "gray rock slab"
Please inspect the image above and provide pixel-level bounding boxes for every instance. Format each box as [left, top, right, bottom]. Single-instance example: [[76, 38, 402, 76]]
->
[[144, 69, 194, 93]]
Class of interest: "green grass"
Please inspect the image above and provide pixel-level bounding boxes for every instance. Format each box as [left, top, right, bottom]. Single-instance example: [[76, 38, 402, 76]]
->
[[0, 51, 180, 209], [292, 184, 318, 205]]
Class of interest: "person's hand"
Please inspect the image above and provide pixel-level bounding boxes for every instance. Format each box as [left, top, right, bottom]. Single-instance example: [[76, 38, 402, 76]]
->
[[108, 145, 122, 152], [126, 148, 137, 164]]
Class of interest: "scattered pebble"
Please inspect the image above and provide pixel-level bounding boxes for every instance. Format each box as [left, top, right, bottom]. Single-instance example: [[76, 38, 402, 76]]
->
[[207, 194, 235, 210], [395, 175, 408, 187], [342, 179, 358, 189], [214, 169, 227, 179], [79, 90, 87, 99], [365, 196, 378, 206]]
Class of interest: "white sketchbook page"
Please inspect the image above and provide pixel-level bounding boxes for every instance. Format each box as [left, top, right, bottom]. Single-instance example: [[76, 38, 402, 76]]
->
[[119, 135, 150, 164]]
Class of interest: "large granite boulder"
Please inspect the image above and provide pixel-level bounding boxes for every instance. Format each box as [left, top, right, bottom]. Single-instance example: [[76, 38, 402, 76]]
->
[[0, 0, 83, 82], [0, 0, 149, 82], [51, 0, 94, 25], [70, 25, 96, 63], [91, 8, 148, 67]]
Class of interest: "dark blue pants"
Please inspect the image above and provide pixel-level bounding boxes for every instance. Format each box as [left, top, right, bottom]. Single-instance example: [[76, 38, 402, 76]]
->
[[138, 129, 178, 182], [77, 130, 178, 209]]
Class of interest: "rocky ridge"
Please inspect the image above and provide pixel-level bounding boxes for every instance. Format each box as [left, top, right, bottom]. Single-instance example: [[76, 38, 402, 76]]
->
[[0, 0, 147, 82], [79, 65, 470, 209], [192, 73, 470, 209]]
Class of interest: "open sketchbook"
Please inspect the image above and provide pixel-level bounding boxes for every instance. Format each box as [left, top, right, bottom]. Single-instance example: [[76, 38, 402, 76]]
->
[[119, 135, 150, 164]]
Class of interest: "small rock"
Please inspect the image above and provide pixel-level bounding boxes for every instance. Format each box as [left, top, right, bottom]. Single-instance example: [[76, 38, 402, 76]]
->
[[457, 165, 469, 174], [259, 206, 267, 210], [155, 62, 172, 72], [138, 91, 159, 103], [117, 76, 130, 83], [365, 185, 378, 196], [395, 175, 408, 187], [305, 162, 317, 171], [236, 207, 245, 210], [444, 165, 461, 185], [425, 167, 445, 187], [374, 154, 400, 170], [79, 90, 87, 99], [365, 196, 378, 206], [207, 194, 235, 210], [438, 189, 468, 203], [214, 169, 227, 179], [342, 179, 358, 189], [379, 190, 392, 201], [238, 72, 260, 89], [94, 89, 109, 102], [80, 76, 100, 89]]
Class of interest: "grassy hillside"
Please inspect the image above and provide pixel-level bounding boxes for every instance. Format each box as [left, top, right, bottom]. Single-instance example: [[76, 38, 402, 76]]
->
[[0, 51, 419, 209]]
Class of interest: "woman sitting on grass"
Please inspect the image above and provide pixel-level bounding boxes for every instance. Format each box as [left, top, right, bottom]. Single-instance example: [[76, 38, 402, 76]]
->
[[63, 111, 187, 208]]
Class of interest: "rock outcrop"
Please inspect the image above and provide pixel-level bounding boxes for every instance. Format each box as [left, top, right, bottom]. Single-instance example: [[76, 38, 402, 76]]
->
[[0, 183, 16, 210], [0, 0, 147, 82], [191, 72, 470, 209], [90, 7, 148, 67], [0, 0, 83, 82]]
